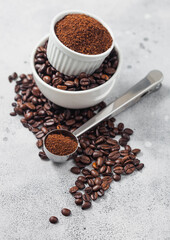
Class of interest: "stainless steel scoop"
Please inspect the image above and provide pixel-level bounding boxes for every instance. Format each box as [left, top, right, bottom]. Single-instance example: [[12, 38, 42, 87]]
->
[[43, 70, 163, 163]]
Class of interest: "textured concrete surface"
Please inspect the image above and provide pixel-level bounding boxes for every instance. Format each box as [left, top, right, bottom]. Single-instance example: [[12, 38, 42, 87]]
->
[[0, 0, 170, 239]]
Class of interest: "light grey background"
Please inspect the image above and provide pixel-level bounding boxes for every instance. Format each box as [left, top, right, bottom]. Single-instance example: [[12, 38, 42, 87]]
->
[[0, 0, 170, 239]]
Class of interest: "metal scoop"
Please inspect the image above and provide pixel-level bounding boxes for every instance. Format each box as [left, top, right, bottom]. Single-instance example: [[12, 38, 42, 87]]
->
[[43, 70, 163, 163]]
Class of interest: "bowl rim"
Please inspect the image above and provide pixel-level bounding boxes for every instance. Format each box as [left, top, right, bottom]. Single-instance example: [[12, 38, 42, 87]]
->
[[51, 10, 114, 58], [31, 35, 122, 95]]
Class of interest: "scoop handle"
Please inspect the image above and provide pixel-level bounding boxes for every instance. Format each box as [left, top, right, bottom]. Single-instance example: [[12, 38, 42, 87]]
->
[[73, 70, 163, 138]]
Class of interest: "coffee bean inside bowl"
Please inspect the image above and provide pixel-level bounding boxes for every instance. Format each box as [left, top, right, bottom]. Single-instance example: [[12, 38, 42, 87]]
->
[[34, 40, 119, 91]]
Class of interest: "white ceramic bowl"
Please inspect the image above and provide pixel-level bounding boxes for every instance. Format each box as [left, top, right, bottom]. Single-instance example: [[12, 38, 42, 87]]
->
[[31, 35, 121, 109], [47, 10, 114, 76]]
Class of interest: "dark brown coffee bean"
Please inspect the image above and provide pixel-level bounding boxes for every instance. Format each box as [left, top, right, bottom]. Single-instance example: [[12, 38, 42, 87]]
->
[[118, 122, 124, 131], [106, 139, 118, 145], [136, 163, 144, 170], [75, 198, 83, 205], [119, 138, 128, 146], [99, 165, 106, 173], [82, 201, 91, 210], [93, 151, 103, 158], [97, 189, 104, 197], [61, 208, 71, 216], [102, 176, 113, 183], [10, 112, 17, 116], [82, 168, 91, 176], [74, 192, 82, 199], [35, 131, 44, 139], [91, 192, 98, 201], [24, 102, 36, 110], [91, 169, 99, 177], [64, 81, 75, 87], [133, 159, 140, 166], [97, 157, 104, 167], [80, 155, 91, 164], [94, 177, 102, 185], [92, 162, 99, 170], [77, 176, 87, 183], [80, 78, 90, 86], [39, 151, 48, 160], [104, 67, 115, 74], [36, 139, 43, 148], [124, 128, 133, 135], [124, 164, 135, 174], [101, 181, 110, 191], [92, 184, 101, 192], [84, 147, 93, 156], [49, 216, 58, 224], [25, 112, 33, 120], [85, 187, 93, 194], [69, 186, 78, 194], [43, 75, 51, 84], [113, 174, 121, 181], [70, 167, 81, 174], [108, 152, 120, 160], [113, 166, 124, 174], [88, 179, 95, 187], [75, 180, 85, 190], [32, 86, 40, 97], [82, 193, 91, 202], [125, 145, 131, 151], [132, 148, 141, 155]]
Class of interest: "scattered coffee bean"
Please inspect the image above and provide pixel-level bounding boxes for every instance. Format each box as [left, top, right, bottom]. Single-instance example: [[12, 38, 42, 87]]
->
[[49, 216, 58, 224], [82, 201, 91, 210], [61, 208, 71, 216], [70, 167, 81, 174]]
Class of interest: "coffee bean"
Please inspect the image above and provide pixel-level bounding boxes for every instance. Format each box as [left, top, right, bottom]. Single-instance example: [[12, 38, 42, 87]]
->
[[80, 78, 90, 86], [69, 186, 78, 194], [66, 119, 76, 126], [101, 181, 110, 191], [77, 176, 87, 183], [124, 128, 133, 135], [61, 208, 71, 216], [74, 192, 82, 199], [92, 162, 99, 170], [75, 180, 85, 190], [97, 157, 104, 167], [80, 155, 91, 164], [119, 138, 128, 147], [113, 166, 124, 174], [32, 86, 40, 97], [10, 112, 17, 116], [132, 148, 141, 155], [88, 179, 95, 187], [97, 189, 104, 197], [92, 185, 101, 192], [75, 198, 83, 205], [113, 174, 121, 181], [43, 76, 51, 84], [49, 216, 58, 224], [82, 193, 91, 202], [36, 139, 43, 148], [84, 147, 94, 156], [104, 67, 115, 75], [85, 187, 93, 194], [82, 201, 91, 210], [124, 164, 135, 174], [39, 151, 48, 160], [91, 169, 99, 177], [91, 192, 98, 201], [25, 112, 33, 120], [70, 167, 81, 174], [99, 165, 106, 173], [93, 151, 103, 158], [94, 177, 102, 185], [82, 168, 91, 176], [136, 163, 144, 170], [118, 122, 124, 131]]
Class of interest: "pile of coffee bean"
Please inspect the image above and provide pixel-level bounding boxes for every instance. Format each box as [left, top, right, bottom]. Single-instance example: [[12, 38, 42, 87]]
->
[[9, 73, 144, 211], [34, 40, 118, 91]]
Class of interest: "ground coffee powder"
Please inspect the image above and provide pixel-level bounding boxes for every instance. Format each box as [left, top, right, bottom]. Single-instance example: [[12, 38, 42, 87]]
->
[[55, 14, 113, 55]]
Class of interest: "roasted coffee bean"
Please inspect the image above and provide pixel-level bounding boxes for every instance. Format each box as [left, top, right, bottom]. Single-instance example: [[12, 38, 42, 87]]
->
[[82, 193, 91, 202], [75, 180, 85, 190], [43, 76, 51, 84], [74, 192, 82, 199], [82, 168, 91, 176], [94, 177, 102, 185], [97, 189, 104, 197], [49, 216, 58, 224], [133, 159, 140, 166], [92, 185, 101, 192], [102, 176, 113, 183], [113, 174, 121, 181], [91, 169, 99, 177], [69, 186, 78, 194], [70, 167, 81, 174], [97, 157, 104, 167], [91, 192, 98, 201], [101, 181, 110, 191], [108, 152, 120, 160], [106, 138, 118, 145], [84, 147, 93, 156], [61, 208, 71, 216], [92, 162, 99, 170], [85, 187, 93, 194], [75, 198, 83, 205], [93, 150, 103, 158], [39, 151, 48, 160], [124, 164, 135, 174], [36, 139, 43, 148], [66, 119, 76, 126], [118, 122, 124, 131], [25, 112, 33, 120], [132, 148, 141, 155], [99, 165, 106, 173], [77, 176, 87, 183], [10, 112, 17, 116], [82, 201, 91, 210], [113, 166, 124, 174], [32, 86, 40, 97], [104, 67, 115, 75], [124, 128, 133, 135], [136, 163, 144, 170], [80, 155, 91, 164], [88, 179, 95, 187], [119, 138, 128, 147], [35, 131, 44, 139]]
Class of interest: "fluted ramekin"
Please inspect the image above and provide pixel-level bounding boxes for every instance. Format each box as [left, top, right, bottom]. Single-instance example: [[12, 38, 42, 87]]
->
[[47, 10, 114, 76], [31, 35, 122, 109]]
